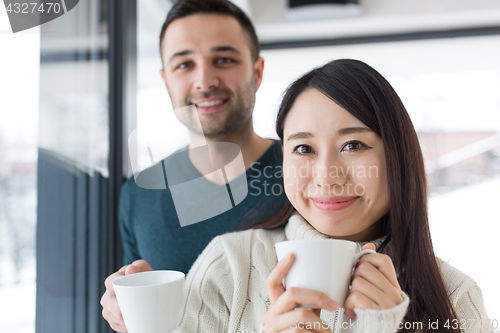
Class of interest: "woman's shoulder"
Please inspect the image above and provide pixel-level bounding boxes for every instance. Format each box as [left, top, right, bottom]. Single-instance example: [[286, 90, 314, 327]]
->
[[437, 259, 493, 328], [198, 228, 286, 282], [214, 227, 287, 253], [438, 259, 479, 300]]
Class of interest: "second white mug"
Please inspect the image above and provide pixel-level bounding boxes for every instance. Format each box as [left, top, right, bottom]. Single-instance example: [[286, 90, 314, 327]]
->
[[113, 270, 185, 333], [275, 239, 375, 308]]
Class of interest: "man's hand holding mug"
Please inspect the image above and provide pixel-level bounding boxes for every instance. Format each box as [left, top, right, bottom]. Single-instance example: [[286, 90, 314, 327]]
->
[[100, 260, 153, 332]]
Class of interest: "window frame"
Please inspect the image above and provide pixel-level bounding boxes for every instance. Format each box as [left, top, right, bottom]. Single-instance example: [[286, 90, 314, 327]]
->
[[35, 1, 136, 332]]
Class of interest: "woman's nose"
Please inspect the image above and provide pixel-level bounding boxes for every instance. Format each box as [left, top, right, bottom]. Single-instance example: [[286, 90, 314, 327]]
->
[[312, 156, 347, 188]]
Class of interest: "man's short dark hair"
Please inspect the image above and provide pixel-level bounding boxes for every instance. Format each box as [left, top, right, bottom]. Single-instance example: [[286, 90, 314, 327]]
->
[[159, 0, 260, 62]]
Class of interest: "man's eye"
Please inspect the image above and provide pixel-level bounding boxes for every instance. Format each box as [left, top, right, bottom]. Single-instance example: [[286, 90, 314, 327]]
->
[[216, 58, 233, 64], [341, 141, 368, 152], [176, 61, 192, 69], [293, 145, 313, 155]]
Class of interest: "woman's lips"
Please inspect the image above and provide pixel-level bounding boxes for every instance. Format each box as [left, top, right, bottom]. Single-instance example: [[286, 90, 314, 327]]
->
[[310, 196, 359, 211]]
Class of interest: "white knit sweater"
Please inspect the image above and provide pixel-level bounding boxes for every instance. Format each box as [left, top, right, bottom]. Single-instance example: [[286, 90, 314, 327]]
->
[[173, 213, 493, 333]]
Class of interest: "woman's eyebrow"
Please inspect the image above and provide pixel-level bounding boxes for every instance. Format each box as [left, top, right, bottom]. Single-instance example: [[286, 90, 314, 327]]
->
[[287, 132, 313, 141], [287, 127, 371, 141], [337, 127, 371, 135]]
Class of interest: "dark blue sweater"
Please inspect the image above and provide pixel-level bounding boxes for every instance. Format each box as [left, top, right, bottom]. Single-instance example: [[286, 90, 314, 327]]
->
[[119, 140, 287, 273]]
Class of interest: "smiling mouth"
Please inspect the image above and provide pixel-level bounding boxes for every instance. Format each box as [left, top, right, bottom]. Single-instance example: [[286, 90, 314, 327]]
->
[[194, 99, 228, 107], [310, 197, 359, 212]]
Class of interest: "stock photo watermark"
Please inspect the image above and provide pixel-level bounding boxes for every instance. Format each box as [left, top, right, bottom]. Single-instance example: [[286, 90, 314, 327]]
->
[[248, 162, 379, 197], [129, 105, 248, 227], [290, 318, 499, 331], [3, 0, 79, 33]]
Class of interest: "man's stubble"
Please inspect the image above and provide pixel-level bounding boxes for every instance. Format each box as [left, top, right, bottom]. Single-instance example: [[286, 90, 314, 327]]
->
[[182, 77, 256, 139]]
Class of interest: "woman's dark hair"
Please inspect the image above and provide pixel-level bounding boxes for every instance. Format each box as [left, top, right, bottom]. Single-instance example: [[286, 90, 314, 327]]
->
[[251, 59, 460, 333], [159, 0, 260, 62]]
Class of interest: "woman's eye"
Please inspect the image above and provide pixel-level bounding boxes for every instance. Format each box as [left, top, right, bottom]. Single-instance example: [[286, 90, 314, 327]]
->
[[341, 141, 368, 152], [293, 145, 313, 155]]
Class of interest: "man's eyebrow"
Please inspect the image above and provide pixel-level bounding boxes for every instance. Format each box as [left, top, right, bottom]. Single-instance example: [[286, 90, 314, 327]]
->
[[168, 50, 193, 64], [287, 132, 313, 141], [337, 127, 372, 135], [168, 46, 241, 64], [211, 45, 241, 55]]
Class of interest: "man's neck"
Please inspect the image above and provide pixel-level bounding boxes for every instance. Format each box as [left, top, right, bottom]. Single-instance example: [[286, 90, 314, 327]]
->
[[187, 121, 273, 184]]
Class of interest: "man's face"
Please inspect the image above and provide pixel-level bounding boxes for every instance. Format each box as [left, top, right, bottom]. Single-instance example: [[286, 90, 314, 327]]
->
[[160, 14, 264, 138]]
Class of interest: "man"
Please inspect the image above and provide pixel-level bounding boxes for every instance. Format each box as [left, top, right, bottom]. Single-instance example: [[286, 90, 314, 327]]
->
[[101, 0, 287, 331]]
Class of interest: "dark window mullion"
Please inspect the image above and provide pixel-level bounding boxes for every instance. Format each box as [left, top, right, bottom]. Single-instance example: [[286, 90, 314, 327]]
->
[[106, 0, 136, 278], [74, 172, 89, 333], [88, 173, 104, 333]]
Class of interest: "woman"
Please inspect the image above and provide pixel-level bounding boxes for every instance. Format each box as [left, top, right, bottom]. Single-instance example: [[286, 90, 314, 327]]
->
[[173, 59, 492, 333]]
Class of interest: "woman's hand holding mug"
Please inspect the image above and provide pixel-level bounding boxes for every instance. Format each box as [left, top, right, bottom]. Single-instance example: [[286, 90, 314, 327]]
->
[[264, 241, 405, 332], [263, 253, 339, 333], [344, 243, 404, 320]]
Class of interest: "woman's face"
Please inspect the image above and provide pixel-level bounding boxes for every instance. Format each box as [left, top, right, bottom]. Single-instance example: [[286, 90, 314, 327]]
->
[[282, 89, 390, 242]]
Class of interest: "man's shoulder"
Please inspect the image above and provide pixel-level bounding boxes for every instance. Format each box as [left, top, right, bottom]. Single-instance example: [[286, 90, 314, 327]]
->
[[124, 145, 191, 192], [249, 139, 282, 168], [121, 174, 140, 196], [128, 160, 169, 190], [262, 139, 282, 163]]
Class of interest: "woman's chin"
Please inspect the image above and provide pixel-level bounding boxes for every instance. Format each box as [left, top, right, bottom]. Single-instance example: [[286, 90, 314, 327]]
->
[[307, 215, 354, 238]]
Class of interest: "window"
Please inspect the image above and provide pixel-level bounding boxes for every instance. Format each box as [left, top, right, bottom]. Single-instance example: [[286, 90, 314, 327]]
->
[[2, 1, 135, 332], [0, 10, 39, 333]]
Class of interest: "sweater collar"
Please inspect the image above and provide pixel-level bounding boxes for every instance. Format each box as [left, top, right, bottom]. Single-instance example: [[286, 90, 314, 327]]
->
[[284, 212, 387, 251]]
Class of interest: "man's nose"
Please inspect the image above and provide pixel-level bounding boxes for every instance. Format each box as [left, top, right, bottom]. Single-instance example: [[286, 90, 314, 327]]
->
[[194, 64, 219, 91]]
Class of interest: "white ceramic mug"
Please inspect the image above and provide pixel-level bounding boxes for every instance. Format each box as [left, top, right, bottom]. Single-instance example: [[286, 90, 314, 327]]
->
[[113, 270, 185, 333], [275, 239, 375, 308]]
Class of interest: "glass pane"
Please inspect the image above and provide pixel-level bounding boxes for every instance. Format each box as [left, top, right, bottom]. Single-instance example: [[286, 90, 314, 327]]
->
[[35, 1, 110, 332], [0, 10, 39, 333], [38, 4, 109, 177]]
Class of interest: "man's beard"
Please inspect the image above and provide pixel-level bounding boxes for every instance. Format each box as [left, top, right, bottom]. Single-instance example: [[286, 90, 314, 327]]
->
[[181, 79, 255, 139]]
